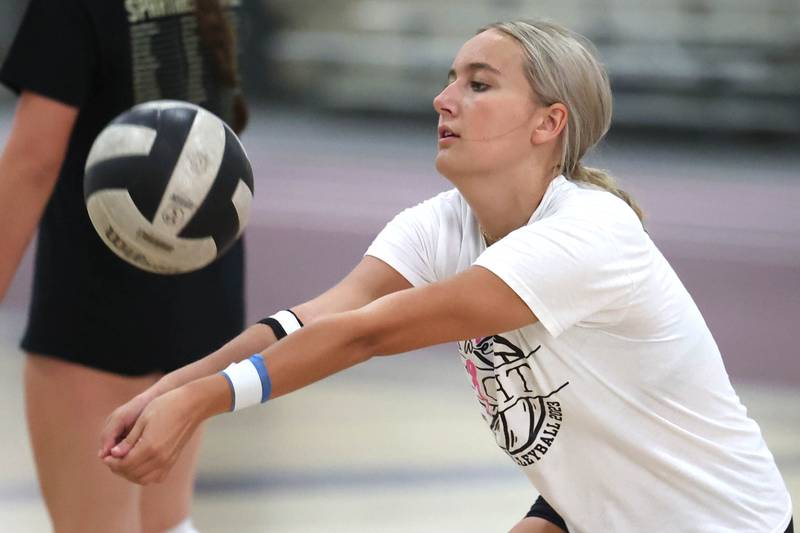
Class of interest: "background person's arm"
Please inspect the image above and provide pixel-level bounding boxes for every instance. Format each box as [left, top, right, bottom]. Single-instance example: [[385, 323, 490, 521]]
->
[[0, 91, 78, 300]]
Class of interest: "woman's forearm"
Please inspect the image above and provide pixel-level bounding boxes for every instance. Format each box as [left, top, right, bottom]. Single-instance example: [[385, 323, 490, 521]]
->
[[152, 323, 279, 397], [262, 310, 375, 399], [147, 259, 407, 402], [239, 267, 520, 402], [185, 373, 235, 419], [180, 311, 375, 422]]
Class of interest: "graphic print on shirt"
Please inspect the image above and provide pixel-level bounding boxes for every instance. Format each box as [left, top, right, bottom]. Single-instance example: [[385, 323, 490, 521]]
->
[[125, 0, 240, 114], [459, 335, 568, 467]]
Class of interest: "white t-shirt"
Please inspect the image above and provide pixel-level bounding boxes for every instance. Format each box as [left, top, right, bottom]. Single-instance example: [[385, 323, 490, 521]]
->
[[365, 176, 792, 533]]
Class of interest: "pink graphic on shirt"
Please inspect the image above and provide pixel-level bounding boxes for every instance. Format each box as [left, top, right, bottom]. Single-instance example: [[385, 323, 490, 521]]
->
[[459, 334, 569, 464], [465, 359, 491, 409]]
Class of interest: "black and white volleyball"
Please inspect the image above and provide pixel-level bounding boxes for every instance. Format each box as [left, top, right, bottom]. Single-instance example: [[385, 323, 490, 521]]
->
[[84, 100, 254, 274]]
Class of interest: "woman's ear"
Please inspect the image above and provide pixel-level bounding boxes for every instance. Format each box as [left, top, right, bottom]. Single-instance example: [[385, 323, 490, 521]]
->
[[530, 103, 568, 146]]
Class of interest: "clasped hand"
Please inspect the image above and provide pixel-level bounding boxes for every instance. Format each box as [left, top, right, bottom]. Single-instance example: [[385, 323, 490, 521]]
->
[[99, 387, 202, 485]]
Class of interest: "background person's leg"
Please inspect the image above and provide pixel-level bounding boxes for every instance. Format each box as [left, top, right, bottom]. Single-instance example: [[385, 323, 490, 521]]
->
[[25, 354, 157, 533], [140, 426, 205, 533]]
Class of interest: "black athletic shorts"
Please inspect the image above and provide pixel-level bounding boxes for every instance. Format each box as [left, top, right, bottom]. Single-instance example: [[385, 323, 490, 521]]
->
[[21, 200, 246, 376], [525, 496, 794, 533], [526, 495, 568, 531]]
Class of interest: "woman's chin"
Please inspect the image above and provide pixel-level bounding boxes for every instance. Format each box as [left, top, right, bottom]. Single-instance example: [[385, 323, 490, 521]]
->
[[436, 156, 478, 186], [434, 153, 458, 179]]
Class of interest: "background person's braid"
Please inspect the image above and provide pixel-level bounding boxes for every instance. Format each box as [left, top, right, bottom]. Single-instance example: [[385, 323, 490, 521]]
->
[[194, 0, 249, 134]]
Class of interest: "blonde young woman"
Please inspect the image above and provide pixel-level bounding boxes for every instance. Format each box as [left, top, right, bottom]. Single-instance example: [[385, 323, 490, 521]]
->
[[100, 20, 793, 532], [0, 0, 247, 531]]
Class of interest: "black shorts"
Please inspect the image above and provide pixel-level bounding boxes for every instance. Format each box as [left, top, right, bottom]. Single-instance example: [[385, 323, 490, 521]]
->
[[525, 495, 568, 532], [21, 204, 246, 376], [525, 496, 793, 533]]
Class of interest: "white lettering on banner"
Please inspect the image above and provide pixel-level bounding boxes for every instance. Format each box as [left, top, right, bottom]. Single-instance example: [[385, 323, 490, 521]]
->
[[126, 0, 241, 23]]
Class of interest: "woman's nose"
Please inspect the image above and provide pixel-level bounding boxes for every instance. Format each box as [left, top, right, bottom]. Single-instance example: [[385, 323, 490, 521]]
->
[[433, 84, 457, 116]]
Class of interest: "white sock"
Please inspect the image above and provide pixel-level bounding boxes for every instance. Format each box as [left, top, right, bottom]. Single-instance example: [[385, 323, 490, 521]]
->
[[163, 517, 199, 533]]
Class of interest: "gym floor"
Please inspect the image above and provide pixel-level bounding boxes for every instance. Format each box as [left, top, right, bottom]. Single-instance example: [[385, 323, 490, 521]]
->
[[1, 104, 798, 531]]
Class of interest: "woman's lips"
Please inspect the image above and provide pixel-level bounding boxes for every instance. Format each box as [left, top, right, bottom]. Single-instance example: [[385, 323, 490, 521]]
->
[[438, 126, 460, 145]]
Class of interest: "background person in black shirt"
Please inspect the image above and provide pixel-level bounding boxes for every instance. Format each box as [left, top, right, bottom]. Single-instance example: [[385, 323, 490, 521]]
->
[[0, 0, 249, 531]]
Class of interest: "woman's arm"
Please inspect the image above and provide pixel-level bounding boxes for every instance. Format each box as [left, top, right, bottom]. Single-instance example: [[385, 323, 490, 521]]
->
[[0, 91, 78, 300], [98, 255, 411, 457], [154, 255, 412, 393], [104, 264, 536, 483], [264, 263, 538, 398]]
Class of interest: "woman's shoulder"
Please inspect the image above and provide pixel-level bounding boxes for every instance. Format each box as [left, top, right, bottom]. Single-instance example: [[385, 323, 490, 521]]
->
[[549, 180, 643, 230], [389, 189, 475, 243], [408, 188, 467, 218], [428, 188, 464, 206]]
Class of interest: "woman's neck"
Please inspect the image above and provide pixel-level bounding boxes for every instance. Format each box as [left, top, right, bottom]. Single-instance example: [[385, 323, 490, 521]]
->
[[458, 169, 556, 246]]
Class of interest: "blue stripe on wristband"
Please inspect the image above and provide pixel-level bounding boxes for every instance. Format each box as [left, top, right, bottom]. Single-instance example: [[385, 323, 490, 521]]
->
[[248, 354, 272, 403], [219, 371, 236, 412]]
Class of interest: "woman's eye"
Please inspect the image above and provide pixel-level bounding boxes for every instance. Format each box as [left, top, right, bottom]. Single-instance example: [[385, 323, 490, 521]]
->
[[470, 81, 489, 92]]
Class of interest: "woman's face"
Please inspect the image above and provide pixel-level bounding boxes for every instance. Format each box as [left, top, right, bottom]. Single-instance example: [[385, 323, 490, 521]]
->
[[433, 30, 541, 179]]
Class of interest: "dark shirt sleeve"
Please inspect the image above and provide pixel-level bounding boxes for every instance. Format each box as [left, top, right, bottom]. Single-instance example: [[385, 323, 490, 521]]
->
[[0, 0, 97, 107]]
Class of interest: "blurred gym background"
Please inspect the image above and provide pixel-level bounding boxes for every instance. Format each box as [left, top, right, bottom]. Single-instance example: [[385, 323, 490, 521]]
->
[[1, 0, 798, 531]]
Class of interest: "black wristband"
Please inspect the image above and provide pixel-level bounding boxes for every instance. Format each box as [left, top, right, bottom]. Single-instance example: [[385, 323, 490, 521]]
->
[[258, 309, 304, 340], [258, 317, 286, 339]]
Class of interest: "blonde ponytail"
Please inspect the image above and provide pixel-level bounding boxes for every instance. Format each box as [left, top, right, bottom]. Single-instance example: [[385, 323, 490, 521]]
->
[[571, 164, 644, 222]]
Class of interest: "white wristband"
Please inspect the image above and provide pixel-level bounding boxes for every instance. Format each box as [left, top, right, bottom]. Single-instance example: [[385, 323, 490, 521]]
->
[[257, 309, 303, 340], [221, 355, 270, 412], [272, 310, 302, 335]]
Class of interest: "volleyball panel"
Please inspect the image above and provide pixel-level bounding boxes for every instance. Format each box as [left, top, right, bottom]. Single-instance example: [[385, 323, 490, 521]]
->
[[86, 190, 218, 274], [151, 107, 226, 237], [178, 124, 253, 251]]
